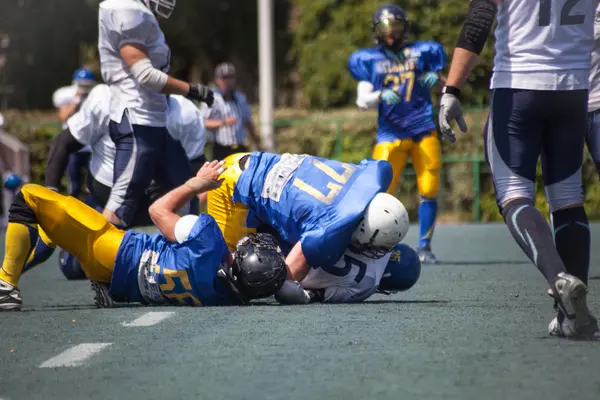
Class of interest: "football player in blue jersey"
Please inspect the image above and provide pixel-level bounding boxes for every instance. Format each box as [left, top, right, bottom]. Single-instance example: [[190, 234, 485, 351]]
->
[[347, 4, 447, 264], [0, 161, 287, 310], [207, 152, 410, 288]]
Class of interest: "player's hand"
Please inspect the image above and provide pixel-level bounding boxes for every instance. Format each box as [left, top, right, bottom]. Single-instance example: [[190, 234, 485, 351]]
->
[[419, 72, 439, 89], [438, 93, 468, 143], [224, 116, 237, 126], [381, 89, 401, 105], [185, 160, 227, 192], [187, 83, 215, 107], [197, 160, 227, 181]]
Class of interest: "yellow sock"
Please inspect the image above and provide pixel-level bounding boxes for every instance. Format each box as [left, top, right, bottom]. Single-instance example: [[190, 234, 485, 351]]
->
[[0, 222, 38, 287]]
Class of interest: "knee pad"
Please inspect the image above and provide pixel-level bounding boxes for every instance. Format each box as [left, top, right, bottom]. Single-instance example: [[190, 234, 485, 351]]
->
[[417, 171, 440, 199], [58, 249, 87, 280], [545, 174, 584, 212]]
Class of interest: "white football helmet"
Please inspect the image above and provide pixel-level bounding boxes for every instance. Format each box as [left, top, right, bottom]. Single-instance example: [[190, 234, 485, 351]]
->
[[350, 193, 409, 258], [144, 0, 176, 19]]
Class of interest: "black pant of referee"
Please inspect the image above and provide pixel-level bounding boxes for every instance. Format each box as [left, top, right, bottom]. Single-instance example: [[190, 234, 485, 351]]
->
[[212, 143, 248, 161]]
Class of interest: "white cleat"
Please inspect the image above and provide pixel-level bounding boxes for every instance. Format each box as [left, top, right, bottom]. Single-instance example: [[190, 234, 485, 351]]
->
[[549, 273, 598, 339], [0, 278, 22, 311]]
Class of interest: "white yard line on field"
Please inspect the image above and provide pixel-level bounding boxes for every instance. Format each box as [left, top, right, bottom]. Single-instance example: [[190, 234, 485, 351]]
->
[[38, 343, 112, 368], [122, 311, 175, 327]]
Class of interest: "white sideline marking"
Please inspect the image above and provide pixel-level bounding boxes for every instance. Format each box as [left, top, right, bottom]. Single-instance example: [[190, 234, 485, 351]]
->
[[122, 311, 175, 327], [39, 343, 112, 368]]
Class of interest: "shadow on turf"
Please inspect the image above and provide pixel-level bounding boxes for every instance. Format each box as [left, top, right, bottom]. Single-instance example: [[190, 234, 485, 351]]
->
[[21, 304, 146, 312], [439, 260, 530, 266]]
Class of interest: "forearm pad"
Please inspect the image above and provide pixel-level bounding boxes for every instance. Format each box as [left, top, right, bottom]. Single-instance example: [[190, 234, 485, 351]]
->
[[456, 0, 497, 55], [45, 128, 84, 190]]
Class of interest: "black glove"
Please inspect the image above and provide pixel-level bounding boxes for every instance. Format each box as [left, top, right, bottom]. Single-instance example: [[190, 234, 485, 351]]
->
[[186, 83, 214, 107], [306, 288, 325, 303]]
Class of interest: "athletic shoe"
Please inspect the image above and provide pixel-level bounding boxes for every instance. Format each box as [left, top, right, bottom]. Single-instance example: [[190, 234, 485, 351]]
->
[[91, 281, 115, 308], [550, 273, 598, 339], [0, 278, 22, 311], [417, 244, 439, 264]]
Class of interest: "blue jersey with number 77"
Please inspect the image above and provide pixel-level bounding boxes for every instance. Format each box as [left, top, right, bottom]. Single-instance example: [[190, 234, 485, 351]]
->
[[232, 152, 393, 267]]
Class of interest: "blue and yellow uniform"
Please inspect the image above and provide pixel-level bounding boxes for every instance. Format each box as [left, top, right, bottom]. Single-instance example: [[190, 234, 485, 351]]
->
[[208, 152, 392, 267], [348, 41, 446, 255], [0, 184, 236, 307]]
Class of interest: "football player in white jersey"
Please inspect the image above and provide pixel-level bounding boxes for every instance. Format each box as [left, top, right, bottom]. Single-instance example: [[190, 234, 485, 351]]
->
[[586, 5, 600, 175], [38, 84, 208, 280], [438, 0, 598, 339], [52, 68, 96, 198], [274, 243, 421, 304], [98, 0, 213, 228]]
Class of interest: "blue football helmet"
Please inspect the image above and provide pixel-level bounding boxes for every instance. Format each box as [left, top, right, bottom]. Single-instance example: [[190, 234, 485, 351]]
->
[[59, 249, 87, 280], [72, 68, 96, 87], [372, 4, 409, 50], [3, 173, 23, 191], [378, 243, 421, 292]]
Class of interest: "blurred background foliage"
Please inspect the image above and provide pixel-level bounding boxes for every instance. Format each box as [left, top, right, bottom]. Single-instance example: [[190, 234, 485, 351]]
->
[[0, 0, 598, 223]]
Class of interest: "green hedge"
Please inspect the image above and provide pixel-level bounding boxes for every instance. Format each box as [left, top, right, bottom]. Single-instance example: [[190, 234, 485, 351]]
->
[[4, 108, 599, 222]]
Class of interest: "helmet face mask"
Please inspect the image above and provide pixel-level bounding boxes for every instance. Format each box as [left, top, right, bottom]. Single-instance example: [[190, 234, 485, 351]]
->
[[144, 0, 176, 19], [374, 18, 406, 48], [372, 5, 409, 50], [348, 242, 389, 260]]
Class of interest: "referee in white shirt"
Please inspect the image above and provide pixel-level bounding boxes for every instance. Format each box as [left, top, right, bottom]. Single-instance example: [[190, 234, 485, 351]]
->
[[205, 63, 261, 160]]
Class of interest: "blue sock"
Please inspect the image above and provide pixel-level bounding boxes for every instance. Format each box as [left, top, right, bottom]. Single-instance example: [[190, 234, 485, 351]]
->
[[419, 198, 438, 248]]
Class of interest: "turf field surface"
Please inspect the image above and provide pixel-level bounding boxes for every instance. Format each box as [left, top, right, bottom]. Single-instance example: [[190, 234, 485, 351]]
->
[[1, 224, 600, 400]]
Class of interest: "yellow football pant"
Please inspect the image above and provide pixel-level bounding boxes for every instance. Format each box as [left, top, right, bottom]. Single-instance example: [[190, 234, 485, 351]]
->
[[206, 153, 256, 251], [372, 131, 442, 197], [0, 185, 125, 286]]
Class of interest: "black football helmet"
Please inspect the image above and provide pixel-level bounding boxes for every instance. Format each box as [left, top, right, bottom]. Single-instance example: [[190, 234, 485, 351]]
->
[[218, 233, 287, 304], [372, 4, 409, 51]]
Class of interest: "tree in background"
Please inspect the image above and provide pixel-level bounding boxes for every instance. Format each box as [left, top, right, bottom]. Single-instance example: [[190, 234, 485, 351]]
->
[[290, 0, 495, 108], [0, 0, 292, 109]]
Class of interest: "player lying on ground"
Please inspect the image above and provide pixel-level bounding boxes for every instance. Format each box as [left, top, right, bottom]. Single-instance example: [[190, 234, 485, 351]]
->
[[438, 0, 598, 339], [207, 152, 410, 302], [0, 161, 287, 310], [274, 243, 422, 304], [348, 4, 446, 264], [34, 83, 209, 279]]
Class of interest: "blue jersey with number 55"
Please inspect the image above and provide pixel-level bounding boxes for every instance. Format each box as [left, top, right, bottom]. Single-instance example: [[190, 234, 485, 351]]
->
[[348, 41, 446, 143], [109, 214, 235, 306], [233, 152, 393, 267]]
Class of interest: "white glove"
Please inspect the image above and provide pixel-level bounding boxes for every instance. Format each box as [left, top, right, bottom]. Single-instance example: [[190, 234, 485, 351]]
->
[[438, 93, 468, 143]]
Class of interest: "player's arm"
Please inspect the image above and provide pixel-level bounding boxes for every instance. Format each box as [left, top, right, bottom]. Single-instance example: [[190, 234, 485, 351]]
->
[[439, 0, 498, 142], [119, 43, 213, 106], [356, 81, 382, 110], [149, 160, 226, 242], [285, 242, 311, 282], [45, 128, 85, 191], [445, 0, 498, 90], [58, 103, 80, 123]]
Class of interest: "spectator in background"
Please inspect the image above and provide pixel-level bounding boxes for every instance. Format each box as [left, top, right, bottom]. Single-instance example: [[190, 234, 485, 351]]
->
[[51, 67, 97, 197], [205, 63, 261, 160]]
